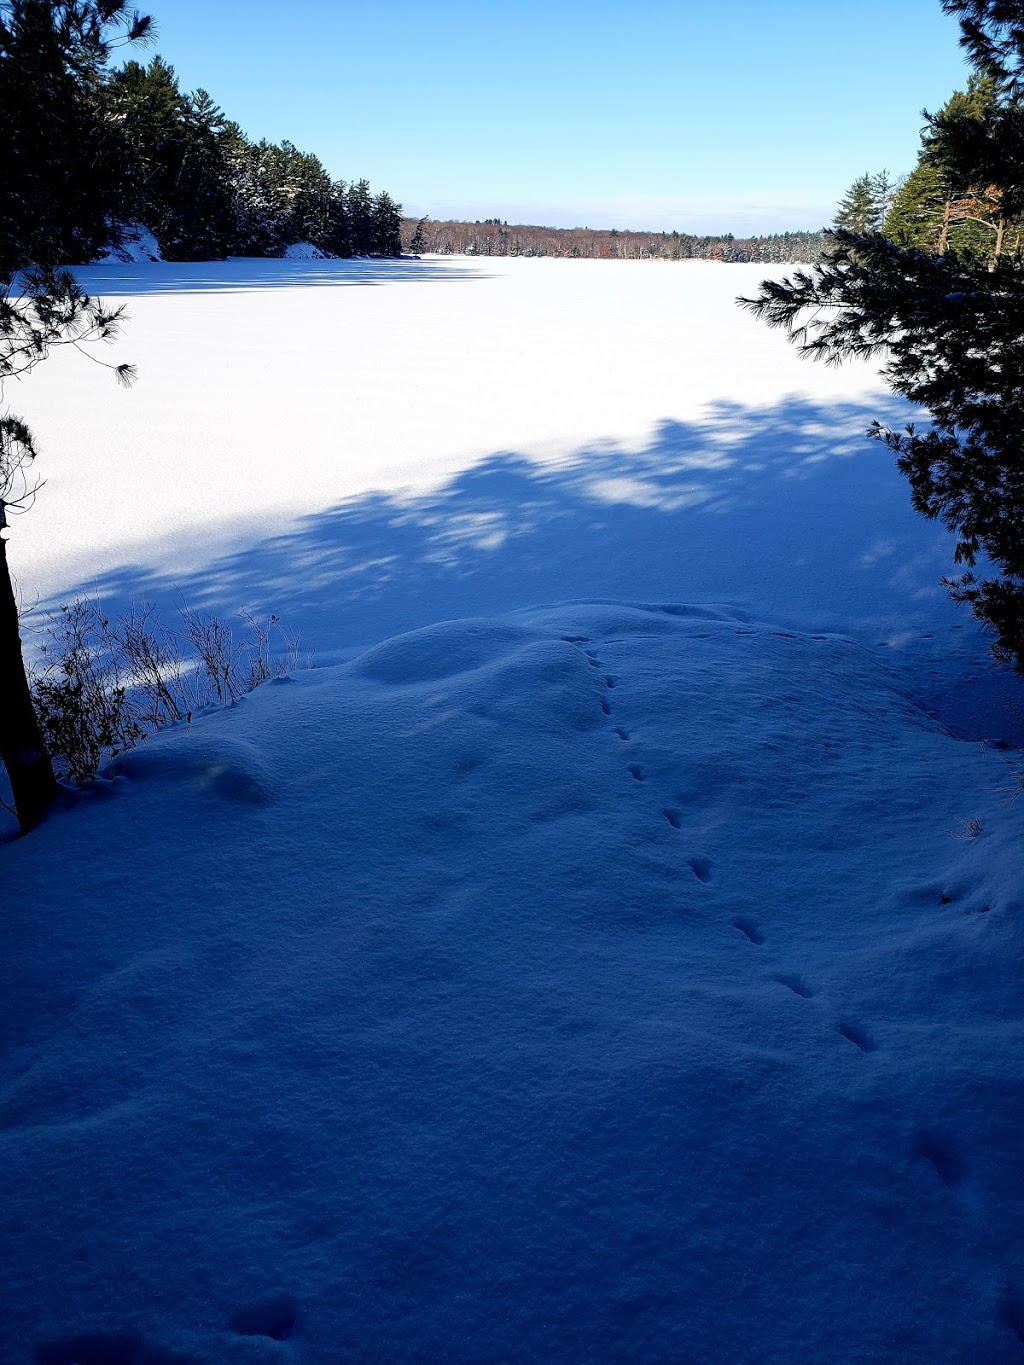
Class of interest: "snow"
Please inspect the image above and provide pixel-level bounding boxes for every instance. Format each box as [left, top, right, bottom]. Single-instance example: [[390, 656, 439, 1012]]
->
[[280, 241, 332, 260], [2, 257, 1023, 1363], [94, 224, 163, 264]]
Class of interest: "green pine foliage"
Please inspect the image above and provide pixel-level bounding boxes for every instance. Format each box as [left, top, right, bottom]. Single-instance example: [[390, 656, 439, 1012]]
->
[[835, 171, 900, 235], [883, 76, 1018, 259], [834, 175, 877, 232], [742, 0, 1024, 674], [1, 8, 403, 266], [883, 162, 951, 248], [0, 0, 154, 833], [107, 59, 238, 259], [0, 0, 152, 268], [408, 217, 428, 254]]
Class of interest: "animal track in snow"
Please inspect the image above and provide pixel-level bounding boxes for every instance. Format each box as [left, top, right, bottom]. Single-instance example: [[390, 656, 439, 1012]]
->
[[776, 974, 814, 999], [687, 856, 712, 883], [627, 764, 644, 782], [662, 808, 681, 828], [613, 727, 630, 741], [733, 918, 763, 945], [35, 1332, 190, 1365], [600, 697, 611, 716], [604, 675, 617, 688], [999, 1296, 1024, 1347], [231, 1294, 298, 1341], [914, 1132, 963, 1189], [837, 1021, 876, 1053]]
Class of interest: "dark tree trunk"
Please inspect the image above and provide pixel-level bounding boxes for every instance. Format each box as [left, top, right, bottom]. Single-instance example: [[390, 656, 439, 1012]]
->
[[0, 534, 58, 832]]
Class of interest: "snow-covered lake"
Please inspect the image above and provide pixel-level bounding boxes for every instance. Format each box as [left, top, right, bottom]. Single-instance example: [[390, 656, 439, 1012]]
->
[[14, 254, 1019, 732], [4, 257, 1023, 1364]]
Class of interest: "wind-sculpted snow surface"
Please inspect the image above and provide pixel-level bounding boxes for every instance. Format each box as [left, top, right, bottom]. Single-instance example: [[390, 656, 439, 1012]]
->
[[2, 604, 1022, 1363]]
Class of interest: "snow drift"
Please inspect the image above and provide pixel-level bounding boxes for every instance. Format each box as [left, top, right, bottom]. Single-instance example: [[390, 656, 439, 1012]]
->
[[2, 602, 1022, 1363]]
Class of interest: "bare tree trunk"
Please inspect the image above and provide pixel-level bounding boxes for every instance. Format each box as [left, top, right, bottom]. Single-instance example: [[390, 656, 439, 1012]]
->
[[938, 200, 953, 255], [993, 216, 1007, 268], [0, 530, 58, 832]]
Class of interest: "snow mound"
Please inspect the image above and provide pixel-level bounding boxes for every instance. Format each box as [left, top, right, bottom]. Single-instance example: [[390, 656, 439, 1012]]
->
[[280, 240, 332, 259], [121, 731, 275, 804], [2, 603, 1022, 1363], [94, 223, 162, 264], [352, 617, 538, 683]]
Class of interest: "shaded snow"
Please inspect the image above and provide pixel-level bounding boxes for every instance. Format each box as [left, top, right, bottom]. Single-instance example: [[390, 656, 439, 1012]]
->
[[94, 223, 162, 264], [3, 604, 1023, 1362]]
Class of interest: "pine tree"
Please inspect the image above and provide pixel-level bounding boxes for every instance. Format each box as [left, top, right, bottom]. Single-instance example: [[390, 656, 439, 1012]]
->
[[346, 180, 374, 255], [108, 58, 238, 259], [741, 0, 1024, 674], [835, 171, 900, 234], [834, 174, 877, 232], [0, 0, 148, 832], [371, 191, 403, 256], [0, 0, 151, 267], [325, 180, 352, 257], [883, 161, 951, 248], [408, 217, 427, 254], [883, 76, 1019, 260]]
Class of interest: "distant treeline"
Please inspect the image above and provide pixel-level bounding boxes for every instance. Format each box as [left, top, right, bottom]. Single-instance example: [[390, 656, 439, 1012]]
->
[[402, 218, 826, 263], [102, 57, 404, 261], [2, 24, 403, 267]]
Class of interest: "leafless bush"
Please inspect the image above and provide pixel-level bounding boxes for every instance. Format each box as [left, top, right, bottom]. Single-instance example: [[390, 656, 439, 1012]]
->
[[118, 601, 192, 727], [32, 599, 147, 783], [178, 603, 243, 705], [29, 596, 312, 783]]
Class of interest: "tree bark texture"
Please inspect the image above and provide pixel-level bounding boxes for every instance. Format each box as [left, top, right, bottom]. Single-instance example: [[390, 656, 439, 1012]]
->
[[0, 535, 58, 832]]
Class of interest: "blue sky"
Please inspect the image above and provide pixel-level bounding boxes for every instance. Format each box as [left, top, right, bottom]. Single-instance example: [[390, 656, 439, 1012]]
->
[[141, 0, 971, 233]]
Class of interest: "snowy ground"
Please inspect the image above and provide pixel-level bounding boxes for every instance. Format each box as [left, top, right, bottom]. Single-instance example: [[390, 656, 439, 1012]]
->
[[3, 257, 1023, 1362]]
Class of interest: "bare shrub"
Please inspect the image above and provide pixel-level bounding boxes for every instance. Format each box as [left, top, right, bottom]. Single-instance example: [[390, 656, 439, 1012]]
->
[[32, 599, 146, 783], [29, 596, 312, 783], [178, 603, 243, 705], [118, 601, 192, 727]]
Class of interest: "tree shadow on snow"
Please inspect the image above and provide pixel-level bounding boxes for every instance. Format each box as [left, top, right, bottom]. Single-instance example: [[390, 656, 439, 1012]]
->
[[40, 393, 1023, 745], [6, 393, 1022, 840], [70, 256, 485, 297]]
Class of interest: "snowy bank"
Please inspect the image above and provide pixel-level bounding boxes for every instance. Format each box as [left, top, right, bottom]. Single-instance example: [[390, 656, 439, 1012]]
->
[[3, 603, 1023, 1363]]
